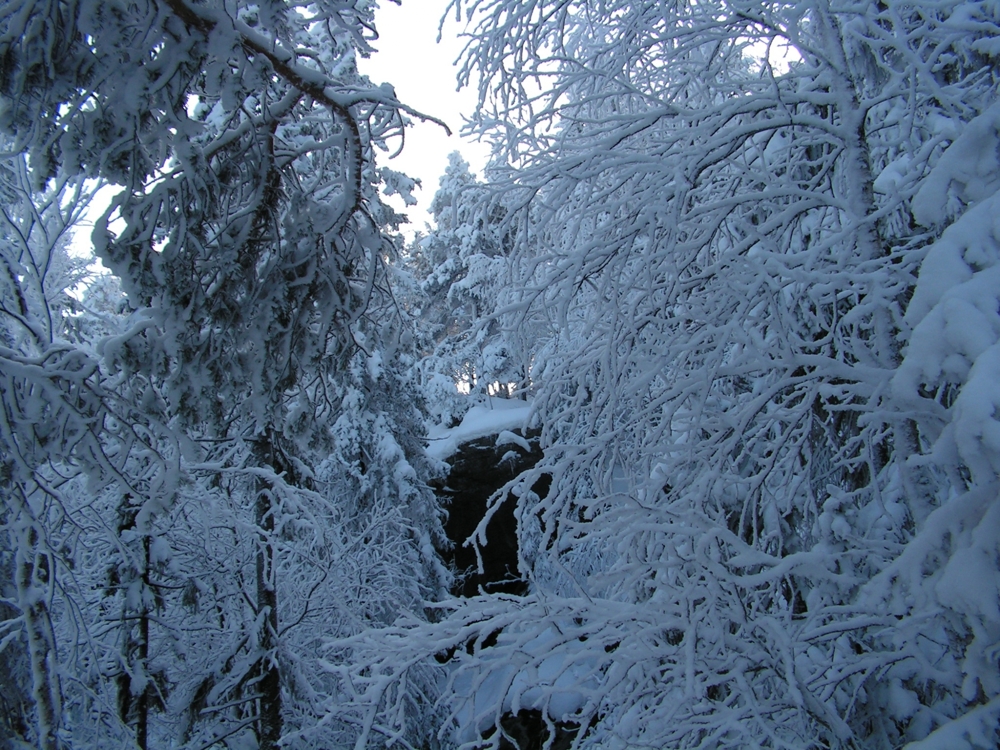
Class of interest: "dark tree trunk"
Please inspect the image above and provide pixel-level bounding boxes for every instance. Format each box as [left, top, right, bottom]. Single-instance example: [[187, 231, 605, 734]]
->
[[254, 436, 282, 750], [135, 535, 150, 750], [114, 497, 152, 750], [14, 521, 63, 750]]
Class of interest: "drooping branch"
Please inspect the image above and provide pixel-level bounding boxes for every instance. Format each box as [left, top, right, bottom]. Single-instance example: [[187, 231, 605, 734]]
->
[[157, 0, 449, 232]]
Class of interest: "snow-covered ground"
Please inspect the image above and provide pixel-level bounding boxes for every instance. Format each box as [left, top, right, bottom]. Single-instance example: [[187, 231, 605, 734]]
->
[[425, 398, 534, 461]]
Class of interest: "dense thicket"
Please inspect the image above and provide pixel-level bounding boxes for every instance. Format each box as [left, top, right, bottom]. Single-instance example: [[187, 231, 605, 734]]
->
[[0, 1, 447, 748], [3, 0, 1000, 748], [338, 1, 1000, 748]]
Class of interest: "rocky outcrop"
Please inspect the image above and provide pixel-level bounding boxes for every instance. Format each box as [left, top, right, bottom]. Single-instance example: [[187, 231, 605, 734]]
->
[[432, 431, 593, 750], [433, 429, 545, 598], [493, 709, 581, 750]]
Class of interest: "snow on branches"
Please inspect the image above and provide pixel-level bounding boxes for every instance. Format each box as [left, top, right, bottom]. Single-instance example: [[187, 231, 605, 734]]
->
[[333, 0, 1000, 748], [1, 2, 448, 748]]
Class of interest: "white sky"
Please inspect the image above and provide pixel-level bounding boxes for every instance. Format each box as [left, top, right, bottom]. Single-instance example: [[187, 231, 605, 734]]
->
[[359, 0, 492, 238]]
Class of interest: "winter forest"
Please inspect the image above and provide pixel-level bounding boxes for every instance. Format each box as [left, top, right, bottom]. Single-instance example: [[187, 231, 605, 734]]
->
[[1, 0, 1000, 748]]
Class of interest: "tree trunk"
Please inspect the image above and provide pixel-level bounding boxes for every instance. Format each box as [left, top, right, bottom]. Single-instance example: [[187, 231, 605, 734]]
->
[[114, 497, 152, 750], [14, 520, 63, 750], [254, 436, 282, 750], [135, 535, 150, 750]]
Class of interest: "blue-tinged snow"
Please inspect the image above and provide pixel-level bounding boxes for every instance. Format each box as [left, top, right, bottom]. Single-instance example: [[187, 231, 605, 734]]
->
[[911, 101, 1000, 227], [902, 696, 1000, 750], [425, 398, 534, 460], [450, 624, 598, 744]]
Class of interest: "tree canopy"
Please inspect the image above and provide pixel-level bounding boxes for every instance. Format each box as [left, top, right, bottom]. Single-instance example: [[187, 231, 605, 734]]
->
[[2, 1, 447, 747]]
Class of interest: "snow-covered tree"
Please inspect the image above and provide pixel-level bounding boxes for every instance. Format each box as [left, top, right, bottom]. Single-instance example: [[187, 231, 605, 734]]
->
[[410, 152, 533, 425], [882, 99, 1000, 749], [334, 0, 1000, 747], [1, 1, 449, 747], [0, 151, 115, 750], [409, 153, 487, 420]]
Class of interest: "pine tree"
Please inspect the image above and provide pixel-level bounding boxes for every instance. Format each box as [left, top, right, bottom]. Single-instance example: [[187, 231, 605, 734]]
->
[[410, 152, 532, 423], [1, 2, 449, 747]]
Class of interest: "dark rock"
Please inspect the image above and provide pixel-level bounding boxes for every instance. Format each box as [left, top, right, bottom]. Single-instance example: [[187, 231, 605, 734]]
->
[[492, 709, 581, 750], [431, 433, 596, 749], [433, 429, 547, 598]]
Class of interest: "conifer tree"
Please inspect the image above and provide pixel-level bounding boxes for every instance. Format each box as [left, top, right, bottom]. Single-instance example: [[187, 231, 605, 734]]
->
[[1, 2, 448, 746]]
